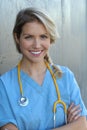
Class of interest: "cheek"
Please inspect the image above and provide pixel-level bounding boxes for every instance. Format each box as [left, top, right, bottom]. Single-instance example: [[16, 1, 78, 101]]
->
[[45, 42, 51, 49], [43, 40, 51, 49], [46, 44, 50, 49], [19, 40, 30, 50]]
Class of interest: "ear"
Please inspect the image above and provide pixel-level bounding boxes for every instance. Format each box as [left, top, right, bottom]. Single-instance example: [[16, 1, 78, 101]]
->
[[14, 33, 20, 44]]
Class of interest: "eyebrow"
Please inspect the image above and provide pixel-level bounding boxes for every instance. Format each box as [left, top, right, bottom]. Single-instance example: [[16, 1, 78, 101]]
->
[[23, 33, 49, 36]]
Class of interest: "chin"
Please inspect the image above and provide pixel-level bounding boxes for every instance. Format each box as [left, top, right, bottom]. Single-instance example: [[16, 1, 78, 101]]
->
[[29, 58, 44, 64]]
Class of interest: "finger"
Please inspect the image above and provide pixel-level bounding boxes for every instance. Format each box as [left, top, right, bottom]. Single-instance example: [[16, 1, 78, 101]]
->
[[68, 102, 75, 112], [67, 105, 81, 122], [68, 106, 81, 121], [69, 113, 81, 123], [68, 108, 82, 123], [69, 109, 81, 121], [74, 114, 81, 120], [68, 104, 81, 117]]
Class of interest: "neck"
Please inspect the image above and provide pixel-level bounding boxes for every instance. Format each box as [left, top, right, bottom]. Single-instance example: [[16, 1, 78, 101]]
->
[[20, 58, 47, 76]]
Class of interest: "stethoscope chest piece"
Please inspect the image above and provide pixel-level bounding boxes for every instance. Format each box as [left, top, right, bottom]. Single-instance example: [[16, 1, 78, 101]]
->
[[19, 96, 29, 106]]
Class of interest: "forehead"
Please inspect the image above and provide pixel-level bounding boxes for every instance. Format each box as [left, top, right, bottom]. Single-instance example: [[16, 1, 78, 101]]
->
[[21, 21, 48, 34]]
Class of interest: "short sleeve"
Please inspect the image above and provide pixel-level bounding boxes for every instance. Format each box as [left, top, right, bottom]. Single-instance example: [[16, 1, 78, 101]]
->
[[0, 78, 17, 127], [69, 71, 87, 117]]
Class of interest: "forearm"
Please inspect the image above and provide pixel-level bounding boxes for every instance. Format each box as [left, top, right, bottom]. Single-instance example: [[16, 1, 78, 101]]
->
[[52, 117, 87, 130], [0, 123, 18, 130]]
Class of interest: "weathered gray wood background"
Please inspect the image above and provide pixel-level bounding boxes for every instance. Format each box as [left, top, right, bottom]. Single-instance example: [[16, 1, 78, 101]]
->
[[0, 0, 87, 107]]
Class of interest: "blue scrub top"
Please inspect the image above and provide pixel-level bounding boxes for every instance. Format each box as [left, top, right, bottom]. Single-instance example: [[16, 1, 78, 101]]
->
[[0, 65, 87, 130]]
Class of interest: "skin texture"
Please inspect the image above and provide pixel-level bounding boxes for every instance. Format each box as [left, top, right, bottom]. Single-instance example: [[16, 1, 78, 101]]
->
[[0, 21, 87, 130], [16, 21, 51, 64], [67, 102, 82, 123], [0, 124, 18, 130], [53, 117, 87, 130], [15, 21, 51, 85]]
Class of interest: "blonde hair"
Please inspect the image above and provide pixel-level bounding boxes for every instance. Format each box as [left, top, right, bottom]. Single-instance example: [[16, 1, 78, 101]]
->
[[13, 7, 59, 52], [44, 53, 62, 78], [13, 7, 62, 77]]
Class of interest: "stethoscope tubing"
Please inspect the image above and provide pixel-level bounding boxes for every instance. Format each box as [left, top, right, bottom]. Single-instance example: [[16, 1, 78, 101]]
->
[[17, 61, 67, 127]]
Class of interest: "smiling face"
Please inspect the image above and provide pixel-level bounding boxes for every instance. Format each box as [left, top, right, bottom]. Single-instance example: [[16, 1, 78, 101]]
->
[[16, 21, 51, 64]]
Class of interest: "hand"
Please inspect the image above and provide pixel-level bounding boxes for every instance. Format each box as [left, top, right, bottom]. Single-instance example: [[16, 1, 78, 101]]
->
[[67, 102, 82, 123]]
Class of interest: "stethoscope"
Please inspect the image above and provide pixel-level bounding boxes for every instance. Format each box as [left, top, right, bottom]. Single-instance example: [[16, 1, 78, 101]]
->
[[17, 61, 67, 128]]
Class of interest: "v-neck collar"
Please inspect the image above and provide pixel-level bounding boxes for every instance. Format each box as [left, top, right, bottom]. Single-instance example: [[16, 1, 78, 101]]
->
[[20, 68, 50, 90]]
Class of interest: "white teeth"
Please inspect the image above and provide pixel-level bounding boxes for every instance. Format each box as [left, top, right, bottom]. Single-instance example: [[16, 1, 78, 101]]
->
[[31, 51, 41, 55]]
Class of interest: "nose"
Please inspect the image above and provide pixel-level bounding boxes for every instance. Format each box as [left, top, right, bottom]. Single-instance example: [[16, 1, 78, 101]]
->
[[33, 38, 41, 48]]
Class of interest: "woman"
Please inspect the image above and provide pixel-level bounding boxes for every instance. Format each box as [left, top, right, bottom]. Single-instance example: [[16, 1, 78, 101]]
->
[[0, 7, 87, 130]]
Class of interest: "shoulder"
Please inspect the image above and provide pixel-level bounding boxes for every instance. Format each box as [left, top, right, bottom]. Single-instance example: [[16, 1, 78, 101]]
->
[[0, 66, 17, 83], [53, 64, 76, 84], [55, 64, 74, 76], [55, 65, 80, 93]]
